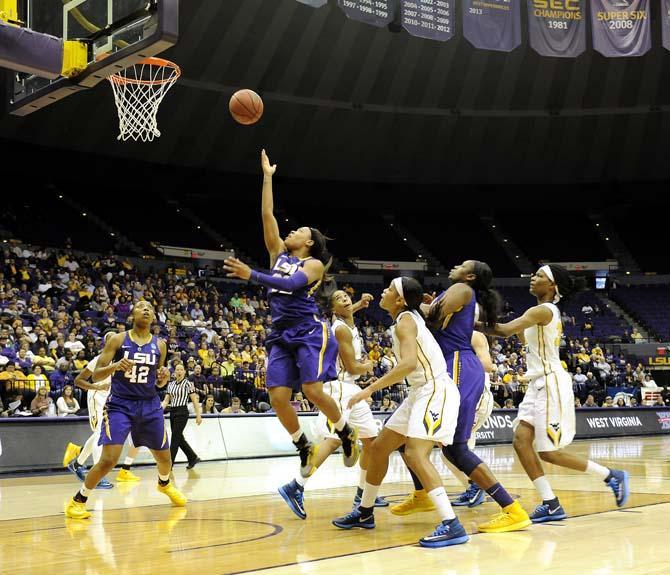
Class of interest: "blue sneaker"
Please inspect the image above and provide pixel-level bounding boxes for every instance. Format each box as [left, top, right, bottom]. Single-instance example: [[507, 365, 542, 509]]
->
[[452, 483, 485, 508], [530, 501, 567, 523], [278, 480, 306, 520], [95, 478, 114, 490], [353, 488, 389, 508], [332, 507, 375, 530], [606, 469, 630, 507], [419, 517, 470, 548], [67, 461, 87, 481]]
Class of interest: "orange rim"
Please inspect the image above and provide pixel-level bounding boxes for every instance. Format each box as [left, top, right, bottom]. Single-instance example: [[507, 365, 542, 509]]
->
[[109, 57, 181, 86]]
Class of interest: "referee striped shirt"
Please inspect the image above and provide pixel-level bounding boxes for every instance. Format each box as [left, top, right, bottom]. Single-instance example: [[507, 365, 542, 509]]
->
[[167, 378, 196, 407]]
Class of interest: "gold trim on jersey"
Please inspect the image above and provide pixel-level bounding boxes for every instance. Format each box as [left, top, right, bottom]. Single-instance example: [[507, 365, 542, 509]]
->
[[538, 325, 550, 376], [89, 391, 98, 430], [422, 378, 438, 435], [416, 341, 435, 384], [307, 278, 322, 298], [545, 372, 562, 448], [452, 351, 461, 386], [316, 322, 328, 378], [440, 305, 463, 330], [103, 405, 111, 440]]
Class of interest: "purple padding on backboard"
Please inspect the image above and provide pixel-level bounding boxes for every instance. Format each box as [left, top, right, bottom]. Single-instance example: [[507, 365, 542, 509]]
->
[[462, 0, 521, 52], [527, 0, 586, 58], [590, 0, 650, 58], [0, 23, 63, 79], [401, 0, 454, 42]]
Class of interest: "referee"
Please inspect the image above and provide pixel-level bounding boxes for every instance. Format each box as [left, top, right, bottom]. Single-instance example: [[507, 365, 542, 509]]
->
[[162, 363, 203, 469]]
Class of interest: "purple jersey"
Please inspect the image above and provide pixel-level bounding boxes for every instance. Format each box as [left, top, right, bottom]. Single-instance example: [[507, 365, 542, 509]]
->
[[110, 332, 161, 400], [268, 252, 321, 325], [432, 287, 476, 356]]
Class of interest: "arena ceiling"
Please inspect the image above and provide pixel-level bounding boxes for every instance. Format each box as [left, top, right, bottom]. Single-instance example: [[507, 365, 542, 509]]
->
[[1, 0, 670, 185]]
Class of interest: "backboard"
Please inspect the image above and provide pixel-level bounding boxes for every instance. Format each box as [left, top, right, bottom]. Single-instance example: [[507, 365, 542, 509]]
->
[[9, 0, 178, 116]]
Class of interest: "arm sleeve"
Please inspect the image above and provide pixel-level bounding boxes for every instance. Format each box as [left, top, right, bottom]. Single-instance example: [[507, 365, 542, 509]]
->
[[250, 269, 309, 292]]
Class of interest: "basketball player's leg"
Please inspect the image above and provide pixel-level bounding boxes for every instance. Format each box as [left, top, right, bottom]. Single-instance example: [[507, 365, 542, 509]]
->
[[117, 438, 142, 482]]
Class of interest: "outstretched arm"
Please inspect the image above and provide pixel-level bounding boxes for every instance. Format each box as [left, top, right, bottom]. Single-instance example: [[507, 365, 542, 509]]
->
[[351, 293, 373, 315], [260, 149, 286, 266], [478, 305, 552, 338], [224, 257, 324, 290]]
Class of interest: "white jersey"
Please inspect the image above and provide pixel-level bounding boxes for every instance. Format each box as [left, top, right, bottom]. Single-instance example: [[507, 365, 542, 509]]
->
[[86, 354, 112, 400], [332, 318, 362, 385], [392, 310, 447, 387], [524, 303, 564, 379]]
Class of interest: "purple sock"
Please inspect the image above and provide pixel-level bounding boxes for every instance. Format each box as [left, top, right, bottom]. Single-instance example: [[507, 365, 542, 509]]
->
[[486, 483, 514, 508]]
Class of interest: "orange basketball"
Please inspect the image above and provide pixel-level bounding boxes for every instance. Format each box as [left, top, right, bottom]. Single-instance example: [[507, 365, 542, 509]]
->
[[229, 89, 264, 125]]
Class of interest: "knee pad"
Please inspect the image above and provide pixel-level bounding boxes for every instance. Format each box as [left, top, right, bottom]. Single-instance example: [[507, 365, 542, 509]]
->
[[442, 442, 482, 476]]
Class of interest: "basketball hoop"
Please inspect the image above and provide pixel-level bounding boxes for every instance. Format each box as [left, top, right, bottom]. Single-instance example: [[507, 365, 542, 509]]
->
[[108, 57, 180, 142]]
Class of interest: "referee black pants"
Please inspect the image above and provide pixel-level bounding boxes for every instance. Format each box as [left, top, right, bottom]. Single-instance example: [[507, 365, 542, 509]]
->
[[169, 406, 198, 465]]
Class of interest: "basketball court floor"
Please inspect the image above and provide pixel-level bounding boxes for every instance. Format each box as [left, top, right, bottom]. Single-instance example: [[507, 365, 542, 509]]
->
[[1, 436, 669, 575]]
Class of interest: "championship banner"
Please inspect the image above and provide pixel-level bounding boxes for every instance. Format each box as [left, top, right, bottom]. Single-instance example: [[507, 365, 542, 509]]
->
[[338, 0, 397, 27], [663, 0, 670, 51], [590, 0, 651, 58], [401, 0, 454, 42], [296, 0, 328, 7], [528, 0, 586, 58], [462, 0, 521, 52]]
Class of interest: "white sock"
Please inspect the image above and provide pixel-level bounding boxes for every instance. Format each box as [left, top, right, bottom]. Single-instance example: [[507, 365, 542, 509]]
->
[[360, 482, 380, 508], [533, 476, 556, 501], [358, 468, 367, 490], [158, 473, 170, 482], [80, 484, 92, 497], [77, 434, 97, 466], [123, 456, 134, 466], [333, 416, 346, 432], [290, 429, 303, 443], [427, 486, 456, 521], [586, 460, 610, 481], [295, 475, 307, 487]]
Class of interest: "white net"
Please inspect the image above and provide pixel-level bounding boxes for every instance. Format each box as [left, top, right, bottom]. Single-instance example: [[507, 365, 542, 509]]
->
[[108, 58, 180, 142]]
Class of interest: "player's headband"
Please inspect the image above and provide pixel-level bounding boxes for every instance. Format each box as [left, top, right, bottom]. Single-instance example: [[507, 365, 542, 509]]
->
[[392, 277, 405, 302], [539, 265, 561, 304]]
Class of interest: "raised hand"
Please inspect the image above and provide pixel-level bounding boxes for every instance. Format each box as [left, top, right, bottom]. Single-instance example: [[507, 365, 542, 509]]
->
[[261, 149, 277, 177], [223, 257, 252, 280]]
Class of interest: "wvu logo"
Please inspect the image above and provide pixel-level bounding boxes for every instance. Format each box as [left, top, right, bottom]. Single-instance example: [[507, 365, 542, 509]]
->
[[429, 410, 440, 422], [550, 422, 560, 432]]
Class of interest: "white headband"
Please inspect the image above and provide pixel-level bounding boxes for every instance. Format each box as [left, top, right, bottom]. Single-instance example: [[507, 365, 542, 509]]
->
[[392, 277, 405, 301], [539, 265, 561, 304]]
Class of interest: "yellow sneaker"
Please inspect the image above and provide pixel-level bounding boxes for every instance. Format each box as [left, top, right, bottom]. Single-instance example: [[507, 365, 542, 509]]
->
[[477, 500, 532, 533], [389, 489, 436, 516], [157, 481, 187, 507], [116, 469, 141, 482], [63, 443, 82, 467], [64, 497, 92, 520]]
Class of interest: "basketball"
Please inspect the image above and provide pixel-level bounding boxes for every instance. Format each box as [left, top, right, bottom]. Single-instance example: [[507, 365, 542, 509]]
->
[[229, 89, 264, 125]]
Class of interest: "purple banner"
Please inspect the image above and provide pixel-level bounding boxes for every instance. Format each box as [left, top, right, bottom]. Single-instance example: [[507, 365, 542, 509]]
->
[[296, 0, 328, 7], [338, 0, 396, 27], [462, 0, 521, 52], [590, 0, 650, 58], [401, 1, 454, 42], [663, 0, 670, 51], [528, 1, 586, 58]]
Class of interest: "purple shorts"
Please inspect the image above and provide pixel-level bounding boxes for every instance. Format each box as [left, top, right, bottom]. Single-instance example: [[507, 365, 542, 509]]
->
[[266, 319, 338, 391], [99, 394, 169, 451], [447, 351, 485, 443]]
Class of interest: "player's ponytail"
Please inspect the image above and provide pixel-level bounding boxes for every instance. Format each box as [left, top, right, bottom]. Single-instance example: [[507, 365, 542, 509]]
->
[[397, 277, 424, 318], [309, 227, 337, 314], [471, 260, 501, 329], [547, 264, 588, 305]]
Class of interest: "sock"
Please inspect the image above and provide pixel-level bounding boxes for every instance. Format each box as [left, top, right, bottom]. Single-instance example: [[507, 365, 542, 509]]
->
[[158, 473, 170, 486], [333, 416, 346, 432], [427, 486, 456, 521], [408, 466, 424, 491], [358, 505, 374, 519], [77, 434, 97, 466], [358, 468, 367, 490], [360, 482, 380, 508], [485, 482, 514, 508], [586, 460, 610, 481], [290, 429, 303, 443], [123, 456, 134, 467], [533, 476, 556, 501], [295, 475, 307, 488], [74, 491, 88, 503]]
